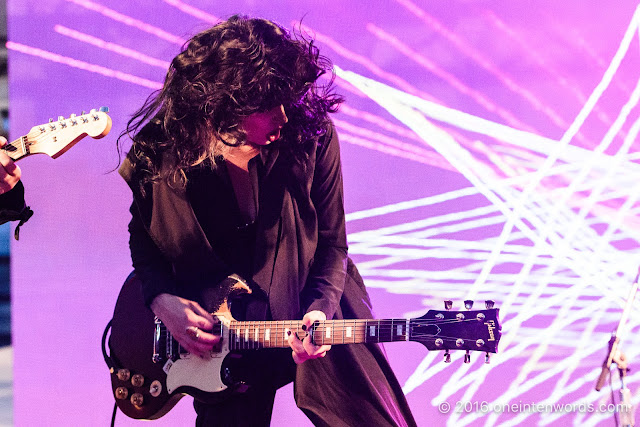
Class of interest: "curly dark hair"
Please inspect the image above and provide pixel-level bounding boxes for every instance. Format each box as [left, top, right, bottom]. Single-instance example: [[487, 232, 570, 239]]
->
[[118, 15, 343, 192]]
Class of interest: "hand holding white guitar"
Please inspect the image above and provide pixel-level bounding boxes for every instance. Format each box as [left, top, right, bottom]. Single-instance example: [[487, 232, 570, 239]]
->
[[0, 137, 21, 195]]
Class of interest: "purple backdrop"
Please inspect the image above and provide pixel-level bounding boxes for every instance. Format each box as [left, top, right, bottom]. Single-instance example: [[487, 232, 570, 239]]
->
[[8, 0, 640, 425]]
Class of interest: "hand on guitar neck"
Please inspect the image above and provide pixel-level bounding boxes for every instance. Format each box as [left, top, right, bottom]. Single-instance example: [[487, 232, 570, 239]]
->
[[288, 310, 332, 364], [0, 137, 21, 195]]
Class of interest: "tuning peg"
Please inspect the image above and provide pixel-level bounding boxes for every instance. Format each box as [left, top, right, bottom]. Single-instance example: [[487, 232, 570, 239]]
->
[[485, 300, 495, 309], [464, 300, 473, 310], [82, 110, 86, 115], [464, 350, 471, 363], [90, 108, 97, 113], [99, 106, 109, 112], [444, 349, 451, 363], [58, 116, 65, 121], [444, 300, 453, 311], [49, 118, 54, 122], [485, 353, 491, 364], [70, 113, 76, 118]]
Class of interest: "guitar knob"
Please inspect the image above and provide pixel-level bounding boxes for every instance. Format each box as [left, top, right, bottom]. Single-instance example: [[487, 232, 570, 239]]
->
[[99, 106, 110, 112], [444, 349, 451, 363], [114, 387, 129, 400], [149, 380, 162, 397], [116, 369, 130, 382], [485, 300, 495, 309], [130, 393, 144, 407], [444, 300, 453, 311], [464, 300, 473, 310], [131, 374, 144, 387], [464, 350, 471, 363]]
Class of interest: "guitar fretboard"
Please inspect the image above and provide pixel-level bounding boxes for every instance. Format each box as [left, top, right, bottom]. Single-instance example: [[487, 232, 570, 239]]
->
[[227, 319, 408, 350], [2, 137, 28, 161]]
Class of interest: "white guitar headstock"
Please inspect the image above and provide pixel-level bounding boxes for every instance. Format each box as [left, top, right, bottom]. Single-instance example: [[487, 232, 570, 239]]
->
[[24, 107, 112, 159]]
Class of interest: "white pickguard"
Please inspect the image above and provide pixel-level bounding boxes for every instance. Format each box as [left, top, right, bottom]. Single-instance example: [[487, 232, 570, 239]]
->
[[165, 316, 232, 394]]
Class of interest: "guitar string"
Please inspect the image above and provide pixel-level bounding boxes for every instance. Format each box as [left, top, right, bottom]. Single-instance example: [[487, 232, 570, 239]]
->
[[158, 318, 492, 350], [158, 317, 492, 334]]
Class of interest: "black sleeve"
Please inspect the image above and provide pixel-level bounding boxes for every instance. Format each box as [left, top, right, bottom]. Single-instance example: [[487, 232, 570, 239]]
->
[[0, 181, 33, 240], [128, 202, 177, 308], [301, 124, 348, 319]]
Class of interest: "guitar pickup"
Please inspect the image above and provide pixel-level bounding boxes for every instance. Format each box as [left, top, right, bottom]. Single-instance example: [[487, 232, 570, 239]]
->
[[152, 317, 162, 363]]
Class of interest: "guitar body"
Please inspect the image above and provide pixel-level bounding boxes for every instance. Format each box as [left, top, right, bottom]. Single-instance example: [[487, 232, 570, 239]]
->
[[108, 274, 241, 420]]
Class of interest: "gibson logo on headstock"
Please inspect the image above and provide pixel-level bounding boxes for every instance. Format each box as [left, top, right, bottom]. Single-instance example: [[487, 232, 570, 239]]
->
[[485, 320, 496, 341]]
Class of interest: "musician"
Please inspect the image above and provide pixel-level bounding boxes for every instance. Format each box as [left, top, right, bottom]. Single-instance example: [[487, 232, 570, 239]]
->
[[0, 137, 32, 232], [119, 15, 416, 426]]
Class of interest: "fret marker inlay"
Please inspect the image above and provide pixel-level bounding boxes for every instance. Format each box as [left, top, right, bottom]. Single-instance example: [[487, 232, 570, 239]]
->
[[346, 326, 352, 338]]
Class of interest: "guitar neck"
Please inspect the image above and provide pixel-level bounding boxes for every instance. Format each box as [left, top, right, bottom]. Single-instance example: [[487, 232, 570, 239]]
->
[[2, 137, 29, 161], [228, 318, 407, 350]]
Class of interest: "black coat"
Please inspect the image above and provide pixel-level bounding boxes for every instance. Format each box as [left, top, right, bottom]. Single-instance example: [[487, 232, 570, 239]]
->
[[120, 124, 416, 426]]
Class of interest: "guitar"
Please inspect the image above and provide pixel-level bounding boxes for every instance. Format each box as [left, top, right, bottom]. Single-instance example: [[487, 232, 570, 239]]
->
[[2, 107, 111, 161], [105, 274, 501, 420]]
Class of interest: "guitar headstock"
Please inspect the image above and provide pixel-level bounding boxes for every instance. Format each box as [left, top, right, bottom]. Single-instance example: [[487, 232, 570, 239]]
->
[[21, 107, 112, 159], [409, 300, 501, 363]]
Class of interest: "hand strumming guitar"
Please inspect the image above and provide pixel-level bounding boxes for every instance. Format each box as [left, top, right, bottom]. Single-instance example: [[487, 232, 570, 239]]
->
[[287, 310, 332, 364], [150, 293, 220, 358], [0, 137, 21, 195]]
